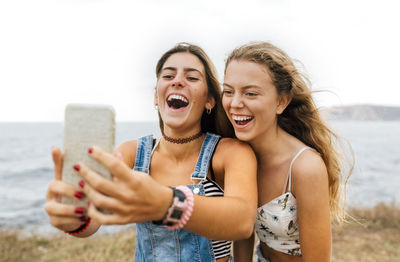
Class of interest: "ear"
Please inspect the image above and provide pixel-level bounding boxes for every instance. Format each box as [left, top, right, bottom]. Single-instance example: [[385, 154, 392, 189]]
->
[[205, 95, 216, 111], [276, 94, 292, 115]]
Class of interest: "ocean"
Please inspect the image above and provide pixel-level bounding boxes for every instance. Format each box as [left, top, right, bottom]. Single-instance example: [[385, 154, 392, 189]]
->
[[0, 121, 399, 234]]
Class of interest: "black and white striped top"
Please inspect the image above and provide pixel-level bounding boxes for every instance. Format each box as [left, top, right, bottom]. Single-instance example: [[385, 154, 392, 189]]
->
[[201, 177, 232, 259]]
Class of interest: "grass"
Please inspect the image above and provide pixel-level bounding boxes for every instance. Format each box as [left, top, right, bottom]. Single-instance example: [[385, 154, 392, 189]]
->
[[331, 202, 400, 262], [1, 203, 399, 262], [0, 228, 136, 262]]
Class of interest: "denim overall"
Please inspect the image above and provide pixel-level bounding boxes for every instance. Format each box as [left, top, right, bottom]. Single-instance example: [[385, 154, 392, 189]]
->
[[133, 132, 221, 262]]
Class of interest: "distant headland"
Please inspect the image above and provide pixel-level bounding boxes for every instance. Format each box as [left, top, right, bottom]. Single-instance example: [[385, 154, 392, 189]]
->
[[321, 104, 400, 121]]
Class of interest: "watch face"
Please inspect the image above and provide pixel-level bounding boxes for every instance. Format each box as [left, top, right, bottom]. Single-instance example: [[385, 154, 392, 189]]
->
[[193, 187, 200, 194], [171, 209, 183, 219]]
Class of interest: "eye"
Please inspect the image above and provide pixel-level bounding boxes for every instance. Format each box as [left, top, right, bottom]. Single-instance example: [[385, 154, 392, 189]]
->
[[187, 76, 199, 81], [222, 89, 233, 96], [162, 74, 174, 79], [246, 92, 258, 97]]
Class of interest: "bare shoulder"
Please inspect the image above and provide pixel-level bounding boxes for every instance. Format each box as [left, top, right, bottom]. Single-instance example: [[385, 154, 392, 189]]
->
[[115, 140, 138, 169], [213, 138, 257, 198], [117, 139, 137, 151], [215, 138, 256, 159], [291, 149, 328, 190], [213, 138, 257, 173], [210, 138, 256, 190]]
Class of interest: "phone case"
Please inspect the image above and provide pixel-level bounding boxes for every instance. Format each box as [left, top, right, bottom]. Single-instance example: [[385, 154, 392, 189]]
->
[[61, 104, 115, 206]]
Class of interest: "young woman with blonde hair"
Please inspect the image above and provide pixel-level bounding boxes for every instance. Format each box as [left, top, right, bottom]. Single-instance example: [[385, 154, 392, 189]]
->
[[222, 42, 352, 261]]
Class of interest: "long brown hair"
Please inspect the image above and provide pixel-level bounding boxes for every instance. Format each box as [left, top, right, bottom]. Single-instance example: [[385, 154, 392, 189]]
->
[[156, 42, 234, 138], [225, 42, 353, 222]]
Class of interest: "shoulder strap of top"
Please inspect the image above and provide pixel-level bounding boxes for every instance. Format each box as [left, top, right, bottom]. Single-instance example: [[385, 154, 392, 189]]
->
[[133, 135, 154, 174], [284, 146, 311, 193], [209, 138, 221, 182], [151, 138, 160, 155], [191, 132, 221, 181]]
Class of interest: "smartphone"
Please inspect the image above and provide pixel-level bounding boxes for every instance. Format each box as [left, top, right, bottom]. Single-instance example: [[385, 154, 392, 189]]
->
[[61, 104, 115, 206]]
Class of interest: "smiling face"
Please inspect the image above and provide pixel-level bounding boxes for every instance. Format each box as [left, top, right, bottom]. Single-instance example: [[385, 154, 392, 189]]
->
[[222, 60, 287, 142], [155, 52, 214, 134]]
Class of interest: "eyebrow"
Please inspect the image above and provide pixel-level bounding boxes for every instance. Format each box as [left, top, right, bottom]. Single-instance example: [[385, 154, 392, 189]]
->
[[222, 83, 262, 90], [162, 67, 204, 77]]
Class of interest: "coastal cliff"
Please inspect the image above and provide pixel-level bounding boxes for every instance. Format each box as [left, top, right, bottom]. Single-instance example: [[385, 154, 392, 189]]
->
[[322, 104, 400, 121]]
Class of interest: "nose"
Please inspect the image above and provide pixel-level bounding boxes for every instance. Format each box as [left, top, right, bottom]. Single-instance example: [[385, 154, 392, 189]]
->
[[230, 93, 244, 108], [172, 74, 185, 88]]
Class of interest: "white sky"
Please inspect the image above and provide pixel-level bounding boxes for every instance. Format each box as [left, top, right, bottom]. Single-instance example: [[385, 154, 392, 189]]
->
[[0, 0, 399, 122]]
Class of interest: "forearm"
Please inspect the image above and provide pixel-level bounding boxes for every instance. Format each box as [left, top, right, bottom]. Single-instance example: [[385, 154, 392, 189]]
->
[[234, 232, 255, 262], [183, 195, 256, 240]]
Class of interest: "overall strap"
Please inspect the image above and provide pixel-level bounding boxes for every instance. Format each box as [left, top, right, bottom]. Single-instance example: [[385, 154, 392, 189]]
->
[[191, 133, 221, 181], [133, 135, 154, 174], [284, 146, 311, 193]]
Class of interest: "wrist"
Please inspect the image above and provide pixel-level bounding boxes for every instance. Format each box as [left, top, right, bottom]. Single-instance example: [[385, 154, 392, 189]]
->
[[155, 186, 174, 220], [64, 218, 91, 236], [153, 186, 174, 222], [152, 186, 194, 230], [164, 186, 194, 230], [61, 216, 89, 232], [62, 224, 82, 232]]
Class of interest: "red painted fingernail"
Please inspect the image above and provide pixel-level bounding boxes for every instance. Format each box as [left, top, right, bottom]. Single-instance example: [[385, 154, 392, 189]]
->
[[78, 180, 85, 188], [75, 207, 86, 214], [73, 164, 80, 171], [88, 148, 93, 154], [74, 191, 84, 199]]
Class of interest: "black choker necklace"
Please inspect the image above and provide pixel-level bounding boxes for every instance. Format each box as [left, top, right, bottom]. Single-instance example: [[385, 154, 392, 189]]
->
[[162, 130, 203, 144]]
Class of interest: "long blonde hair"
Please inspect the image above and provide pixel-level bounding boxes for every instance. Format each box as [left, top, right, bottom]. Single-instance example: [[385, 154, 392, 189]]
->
[[225, 42, 353, 222]]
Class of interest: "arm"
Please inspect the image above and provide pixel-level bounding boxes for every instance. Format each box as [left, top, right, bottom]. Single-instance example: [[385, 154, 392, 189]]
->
[[76, 138, 258, 240], [293, 150, 331, 261], [234, 231, 255, 262], [183, 138, 258, 239]]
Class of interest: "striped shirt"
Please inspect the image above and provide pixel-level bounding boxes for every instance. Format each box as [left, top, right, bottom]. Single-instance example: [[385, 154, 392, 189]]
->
[[201, 177, 232, 259]]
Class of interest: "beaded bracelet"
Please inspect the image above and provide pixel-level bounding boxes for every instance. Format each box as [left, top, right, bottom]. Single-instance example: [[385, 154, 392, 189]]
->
[[165, 186, 194, 230], [64, 218, 92, 236], [152, 186, 194, 230], [152, 187, 186, 226], [152, 187, 183, 226]]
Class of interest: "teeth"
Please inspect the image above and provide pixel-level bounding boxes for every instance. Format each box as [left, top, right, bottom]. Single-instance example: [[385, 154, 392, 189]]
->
[[167, 94, 188, 103], [232, 115, 253, 121]]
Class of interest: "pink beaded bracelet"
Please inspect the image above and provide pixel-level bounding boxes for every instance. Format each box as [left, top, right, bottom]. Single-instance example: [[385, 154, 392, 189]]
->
[[165, 186, 194, 230]]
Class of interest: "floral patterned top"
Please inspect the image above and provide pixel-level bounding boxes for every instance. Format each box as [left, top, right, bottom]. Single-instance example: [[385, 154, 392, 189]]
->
[[254, 147, 312, 257]]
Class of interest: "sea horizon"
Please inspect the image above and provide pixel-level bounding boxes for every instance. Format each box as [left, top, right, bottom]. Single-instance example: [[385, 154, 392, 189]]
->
[[1, 121, 399, 233]]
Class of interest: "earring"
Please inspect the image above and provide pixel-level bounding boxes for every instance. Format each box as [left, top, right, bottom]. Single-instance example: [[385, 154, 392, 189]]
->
[[154, 105, 159, 110], [206, 108, 212, 115]]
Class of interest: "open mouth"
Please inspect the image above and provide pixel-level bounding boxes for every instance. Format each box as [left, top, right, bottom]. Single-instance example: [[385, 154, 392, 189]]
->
[[232, 115, 254, 126], [166, 94, 189, 110]]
